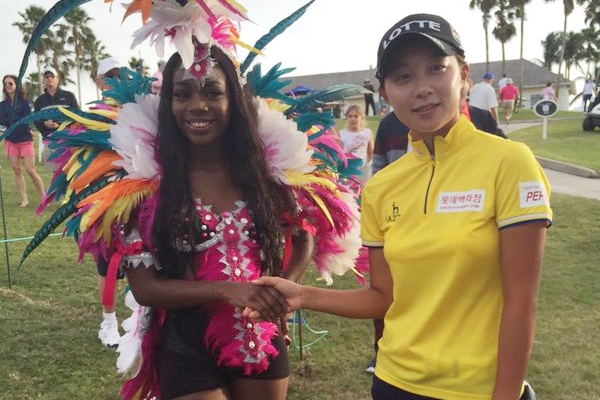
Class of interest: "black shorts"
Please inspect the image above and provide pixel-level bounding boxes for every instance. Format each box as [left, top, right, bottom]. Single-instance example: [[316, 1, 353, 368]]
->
[[371, 375, 439, 400], [96, 256, 124, 279], [158, 310, 289, 399]]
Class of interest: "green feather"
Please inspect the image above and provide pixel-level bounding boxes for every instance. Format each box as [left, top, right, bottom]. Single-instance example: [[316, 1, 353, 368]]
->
[[18, 175, 116, 268]]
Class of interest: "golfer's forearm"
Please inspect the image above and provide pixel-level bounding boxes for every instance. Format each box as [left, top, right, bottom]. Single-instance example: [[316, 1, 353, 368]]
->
[[300, 285, 388, 319]]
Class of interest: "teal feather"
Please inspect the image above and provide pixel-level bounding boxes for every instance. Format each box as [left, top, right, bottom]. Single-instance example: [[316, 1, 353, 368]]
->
[[16, 0, 93, 98], [246, 63, 295, 102], [1, 108, 65, 141], [100, 68, 154, 104], [49, 130, 112, 149], [44, 172, 69, 203], [18, 173, 114, 267], [240, 0, 316, 74], [65, 213, 84, 237], [0, 106, 114, 141], [295, 112, 335, 132]]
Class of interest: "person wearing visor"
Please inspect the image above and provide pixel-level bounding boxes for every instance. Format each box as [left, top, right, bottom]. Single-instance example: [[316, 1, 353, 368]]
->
[[248, 13, 551, 400], [95, 56, 121, 93]]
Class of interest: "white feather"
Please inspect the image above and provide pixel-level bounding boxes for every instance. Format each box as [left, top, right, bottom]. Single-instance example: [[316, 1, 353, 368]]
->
[[116, 291, 143, 375], [318, 191, 362, 284], [255, 98, 314, 184], [109, 94, 161, 181], [130, 0, 247, 68]]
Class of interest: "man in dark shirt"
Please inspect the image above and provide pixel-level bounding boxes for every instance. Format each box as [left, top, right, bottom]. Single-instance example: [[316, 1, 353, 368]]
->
[[363, 79, 377, 116], [33, 66, 79, 138]]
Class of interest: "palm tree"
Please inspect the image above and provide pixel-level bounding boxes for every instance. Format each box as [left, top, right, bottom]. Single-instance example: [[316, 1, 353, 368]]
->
[[542, 0, 575, 76], [128, 56, 149, 75], [579, 26, 600, 80], [469, 0, 497, 72], [12, 5, 51, 94], [580, 0, 600, 26], [45, 35, 75, 86], [24, 73, 41, 100], [579, 0, 600, 78], [541, 32, 563, 70], [492, 0, 517, 72], [83, 38, 110, 99], [56, 7, 95, 105], [510, 0, 532, 104], [562, 31, 587, 80]]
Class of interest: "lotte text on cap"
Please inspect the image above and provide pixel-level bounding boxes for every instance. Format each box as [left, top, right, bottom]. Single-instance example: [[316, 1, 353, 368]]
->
[[376, 13, 464, 80]]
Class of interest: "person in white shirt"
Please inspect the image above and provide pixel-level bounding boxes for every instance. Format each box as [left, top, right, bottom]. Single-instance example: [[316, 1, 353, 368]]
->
[[582, 78, 597, 113], [497, 73, 508, 91], [468, 72, 499, 122]]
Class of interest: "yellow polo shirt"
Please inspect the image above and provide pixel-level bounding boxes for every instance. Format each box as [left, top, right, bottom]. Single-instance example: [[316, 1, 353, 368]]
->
[[361, 116, 552, 400]]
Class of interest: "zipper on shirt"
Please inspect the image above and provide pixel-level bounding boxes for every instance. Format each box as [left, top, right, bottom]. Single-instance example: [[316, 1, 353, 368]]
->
[[423, 145, 436, 214]]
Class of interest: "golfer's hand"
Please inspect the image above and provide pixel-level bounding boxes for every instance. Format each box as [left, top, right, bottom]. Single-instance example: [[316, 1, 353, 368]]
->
[[243, 276, 302, 320]]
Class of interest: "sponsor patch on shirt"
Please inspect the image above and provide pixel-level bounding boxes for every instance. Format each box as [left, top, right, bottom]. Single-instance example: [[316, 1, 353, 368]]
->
[[519, 181, 549, 208], [436, 190, 485, 212]]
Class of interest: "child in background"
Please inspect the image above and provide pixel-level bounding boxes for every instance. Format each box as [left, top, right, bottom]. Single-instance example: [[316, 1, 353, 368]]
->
[[339, 104, 374, 184]]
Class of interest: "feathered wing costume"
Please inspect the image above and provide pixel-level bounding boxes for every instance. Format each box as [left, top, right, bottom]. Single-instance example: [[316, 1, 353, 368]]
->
[[4, 1, 370, 398]]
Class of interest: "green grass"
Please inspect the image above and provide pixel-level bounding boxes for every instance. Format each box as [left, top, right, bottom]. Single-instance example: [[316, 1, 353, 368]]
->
[[1, 128, 599, 399], [509, 118, 600, 172]]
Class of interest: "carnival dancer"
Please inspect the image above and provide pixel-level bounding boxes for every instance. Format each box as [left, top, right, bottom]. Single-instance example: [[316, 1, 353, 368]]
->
[[7, 1, 367, 399]]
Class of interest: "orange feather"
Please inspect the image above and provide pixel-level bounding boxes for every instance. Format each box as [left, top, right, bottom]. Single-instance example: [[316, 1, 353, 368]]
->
[[71, 152, 122, 194], [78, 179, 158, 229]]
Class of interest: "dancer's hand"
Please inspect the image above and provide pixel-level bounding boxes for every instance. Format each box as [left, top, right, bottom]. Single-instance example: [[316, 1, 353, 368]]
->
[[243, 277, 302, 320], [228, 282, 290, 322]]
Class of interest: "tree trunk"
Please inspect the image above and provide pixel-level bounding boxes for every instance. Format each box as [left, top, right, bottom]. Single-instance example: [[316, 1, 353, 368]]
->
[[36, 56, 43, 96], [558, 14, 568, 76], [484, 20, 490, 72], [519, 13, 525, 107]]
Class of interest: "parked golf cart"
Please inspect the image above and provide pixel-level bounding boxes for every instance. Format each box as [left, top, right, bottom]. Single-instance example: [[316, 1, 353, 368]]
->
[[583, 97, 600, 131]]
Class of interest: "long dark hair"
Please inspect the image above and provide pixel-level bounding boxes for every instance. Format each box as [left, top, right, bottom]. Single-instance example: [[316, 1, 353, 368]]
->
[[2, 75, 26, 101], [152, 47, 292, 279]]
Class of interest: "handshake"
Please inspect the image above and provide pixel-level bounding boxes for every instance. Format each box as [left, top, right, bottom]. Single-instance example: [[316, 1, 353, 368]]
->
[[242, 277, 303, 321]]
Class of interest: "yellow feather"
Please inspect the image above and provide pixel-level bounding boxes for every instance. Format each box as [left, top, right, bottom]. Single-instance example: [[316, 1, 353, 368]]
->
[[223, 0, 248, 15], [231, 36, 263, 56], [59, 106, 112, 131], [64, 148, 90, 181], [90, 108, 119, 121], [283, 170, 339, 228], [285, 169, 338, 192]]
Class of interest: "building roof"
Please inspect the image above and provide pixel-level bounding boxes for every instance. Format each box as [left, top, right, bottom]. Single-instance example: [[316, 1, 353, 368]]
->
[[281, 59, 571, 93], [469, 59, 571, 89]]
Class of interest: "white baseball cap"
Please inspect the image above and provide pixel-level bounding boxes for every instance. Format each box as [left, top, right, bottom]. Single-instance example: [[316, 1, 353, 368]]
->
[[97, 57, 121, 77], [43, 66, 58, 77]]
